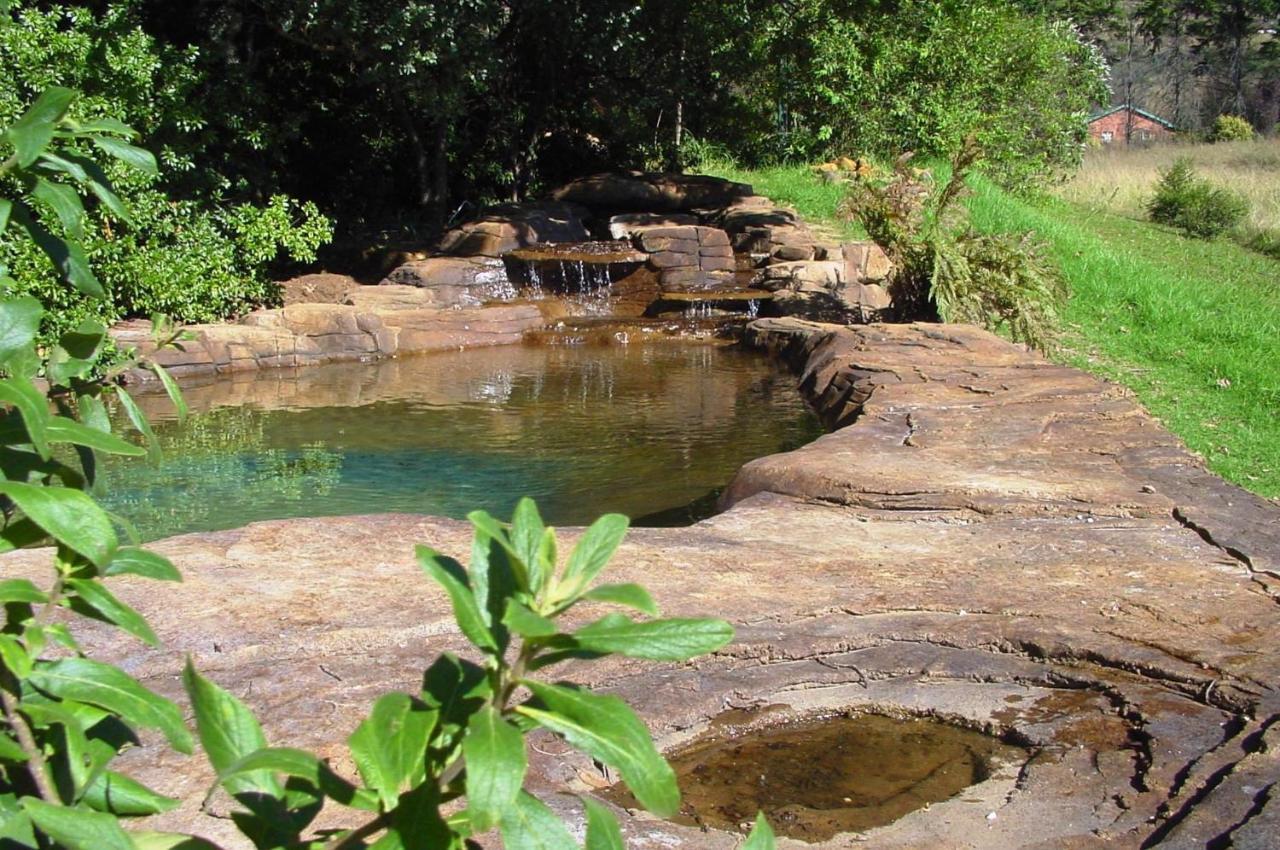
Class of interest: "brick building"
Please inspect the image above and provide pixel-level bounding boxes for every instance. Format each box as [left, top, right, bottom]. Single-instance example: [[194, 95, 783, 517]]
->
[[1088, 105, 1176, 145]]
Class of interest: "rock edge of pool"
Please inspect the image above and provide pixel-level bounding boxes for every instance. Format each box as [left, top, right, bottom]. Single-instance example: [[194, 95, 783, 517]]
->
[[4, 318, 1278, 849]]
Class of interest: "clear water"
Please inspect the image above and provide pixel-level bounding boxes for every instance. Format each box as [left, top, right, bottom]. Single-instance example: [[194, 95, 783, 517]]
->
[[99, 343, 821, 541]]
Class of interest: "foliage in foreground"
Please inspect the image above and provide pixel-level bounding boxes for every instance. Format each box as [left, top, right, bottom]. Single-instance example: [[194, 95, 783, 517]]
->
[[1147, 158, 1250, 240], [0, 89, 776, 850], [842, 142, 1068, 351]]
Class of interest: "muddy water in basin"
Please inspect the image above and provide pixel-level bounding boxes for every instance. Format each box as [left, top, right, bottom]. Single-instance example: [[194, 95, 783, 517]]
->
[[607, 713, 1025, 842]]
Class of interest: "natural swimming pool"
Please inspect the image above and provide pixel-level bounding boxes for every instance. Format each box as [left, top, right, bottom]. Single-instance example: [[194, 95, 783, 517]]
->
[[100, 343, 821, 540]]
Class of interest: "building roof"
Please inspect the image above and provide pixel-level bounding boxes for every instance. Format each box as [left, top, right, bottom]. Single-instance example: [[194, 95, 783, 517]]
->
[[1088, 104, 1176, 130]]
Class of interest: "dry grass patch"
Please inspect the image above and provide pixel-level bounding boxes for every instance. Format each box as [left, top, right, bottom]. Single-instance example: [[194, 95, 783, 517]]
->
[[1058, 139, 1280, 231]]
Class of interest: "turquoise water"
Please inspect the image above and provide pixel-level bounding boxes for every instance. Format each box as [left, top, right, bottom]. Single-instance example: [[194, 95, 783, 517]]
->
[[100, 343, 821, 540]]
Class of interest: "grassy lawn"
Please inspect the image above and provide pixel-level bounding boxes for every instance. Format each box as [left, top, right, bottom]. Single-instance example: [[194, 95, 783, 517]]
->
[[703, 161, 1280, 499]]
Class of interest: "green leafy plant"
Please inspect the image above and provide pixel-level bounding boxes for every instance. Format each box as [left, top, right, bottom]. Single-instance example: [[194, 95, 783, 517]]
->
[[1210, 114, 1254, 143], [1147, 158, 1250, 240], [842, 140, 1068, 351]]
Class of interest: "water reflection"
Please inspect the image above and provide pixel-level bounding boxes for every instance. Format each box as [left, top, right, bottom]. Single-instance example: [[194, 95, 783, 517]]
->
[[101, 343, 821, 540]]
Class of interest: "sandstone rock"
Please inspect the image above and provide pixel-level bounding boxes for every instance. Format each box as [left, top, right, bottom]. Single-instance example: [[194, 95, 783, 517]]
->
[[755, 261, 889, 323], [279, 273, 359, 305], [551, 171, 754, 212], [438, 201, 590, 257], [771, 244, 816, 262], [342, 284, 437, 312], [842, 241, 892, 283], [607, 212, 697, 239], [381, 257, 512, 306]]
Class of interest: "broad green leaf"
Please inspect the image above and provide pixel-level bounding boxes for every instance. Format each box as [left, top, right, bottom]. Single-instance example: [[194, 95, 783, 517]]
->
[[36, 150, 89, 181], [21, 798, 134, 850], [571, 614, 734, 661], [0, 296, 41, 367], [131, 833, 224, 850], [741, 812, 777, 850], [581, 583, 659, 616], [348, 691, 436, 810], [366, 783, 452, 850], [218, 747, 377, 811], [86, 178, 131, 224], [82, 770, 180, 816], [11, 205, 102, 296], [31, 657, 192, 753], [65, 578, 159, 645], [415, 546, 496, 653], [103, 547, 181, 581], [0, 518, 47, 554], [553, 514, 629, 607], [46, 320, 108, 386], [182, 659, 276, 795], [0, 732, 28, 761], [510, 498, 547, 592], [498, 790, 578, 850], [32, 177, 85, 239], [0, 578, 47, 604], [584, 798, 625, 850], [69, 117, 135, 137], [0, 375, 50, 458], [75, 392, 111, 433], [114, 385, 159, 459], [150, 363, 187, 420], [517, 681, 678, 816], [0, 634, 32, 678], [90, 136, 158, 175], [420, 653, 491, 752], [0, 198, 10, 234], [0, 481, 116, 564], [5, 87, 75, 167], [463, 706, 526, 832], [502, 599, 557, 638], [47, 416, 144, 456], [0, 799, 36, 845]]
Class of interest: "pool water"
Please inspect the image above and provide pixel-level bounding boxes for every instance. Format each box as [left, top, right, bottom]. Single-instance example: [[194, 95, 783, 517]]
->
[[100, 343, 821, 540]]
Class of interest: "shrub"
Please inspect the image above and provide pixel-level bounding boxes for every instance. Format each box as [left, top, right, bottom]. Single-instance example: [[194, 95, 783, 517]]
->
[[1147, 158, 1249, 239], [842, 140, 1069, 351], [1211, 114, 1255, 142]]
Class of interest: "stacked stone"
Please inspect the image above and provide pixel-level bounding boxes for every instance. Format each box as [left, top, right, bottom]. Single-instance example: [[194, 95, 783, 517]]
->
[[630, 225, 735, 292], [713, 201, 825, 265], [437, 201, 590, 257]]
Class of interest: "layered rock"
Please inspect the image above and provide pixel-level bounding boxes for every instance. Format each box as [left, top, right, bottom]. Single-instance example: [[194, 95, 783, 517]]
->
[[437, 201, 590, 257], [755, 259, 890, 323], [630, 224, 736, 292], [379, 256, 513, 306]]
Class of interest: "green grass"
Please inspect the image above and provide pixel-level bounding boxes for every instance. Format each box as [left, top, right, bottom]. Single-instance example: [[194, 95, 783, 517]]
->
[[703, 161, 1280, 499]]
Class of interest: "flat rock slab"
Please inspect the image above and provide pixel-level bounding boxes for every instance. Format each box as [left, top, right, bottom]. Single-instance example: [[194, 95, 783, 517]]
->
[[11, 319, 1279, 848]]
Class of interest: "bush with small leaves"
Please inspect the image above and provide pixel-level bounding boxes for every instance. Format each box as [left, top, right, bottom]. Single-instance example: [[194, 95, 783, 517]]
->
[[1211, 114, 1254, 143], [1147, 158, 1250, 239]]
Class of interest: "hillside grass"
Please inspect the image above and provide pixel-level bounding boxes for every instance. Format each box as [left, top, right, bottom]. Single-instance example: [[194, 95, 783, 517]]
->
[[701, 160, 1280, 498], [1060, 138, 1280, 231]]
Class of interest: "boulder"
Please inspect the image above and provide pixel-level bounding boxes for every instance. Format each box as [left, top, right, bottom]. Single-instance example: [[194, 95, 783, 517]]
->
[[279, 273, 359, 305], [842, 241, 893, 283], [438, 202, 590, 257], [381, 257, 514, 307], [551, 172, 753, 212], [756, 260, 890, 323], [343, 285, 438, 312], [607, 213, 697, 240]]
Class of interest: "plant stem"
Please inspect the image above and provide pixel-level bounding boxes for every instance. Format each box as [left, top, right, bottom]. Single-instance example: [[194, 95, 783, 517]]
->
[[0, 685, 58, 802]]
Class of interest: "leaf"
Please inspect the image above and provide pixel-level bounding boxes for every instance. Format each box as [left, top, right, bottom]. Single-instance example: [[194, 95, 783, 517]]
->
[[463, 706, 527, 832], [0, 375, 50, 459], [31, 658, 192, 753], [0, 732, 28, 762], [0, 296, 42, 367], [5, 87, 75, 167], [82, 770, 181, 816], [218, 746, 377, 811], [65, 578, 159, 646], [114, 385, 160, 460], [583, 798, 625, 850], [419, 653, 491, 752], [182, 659, 276, 796], [86, 178, 131, 224], [90, 136, 158, 175], [347, 692, 436, 810], [32, 177, 86, 240], [570, 614, 734, 662], [740, 812, 777, 850], [553, 514, 629, 608], [502, 599, 557, 638], [150, 363, 188, 421], [21, 798, 135, 850], [517, 681, 678, 816], [130, 833, 225, 850], [581, 583, 658, 616], [103, 547, 181, 581], [70, 117, 135, 137], [366, 782, 452, 850], [46, 320, 108, 386], [46, 416, 144, 456], [0, 578, 48, 604], [0, 481, 116, 564], [0, 634, 32, 679], [415, 546, 496, 653], [498, 790, 578, 850], [0, 198, 11, 234], [510, 498, 548, 593], [10, 204, 102, 296]]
